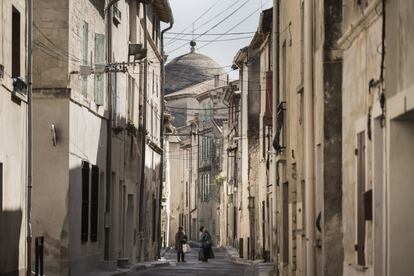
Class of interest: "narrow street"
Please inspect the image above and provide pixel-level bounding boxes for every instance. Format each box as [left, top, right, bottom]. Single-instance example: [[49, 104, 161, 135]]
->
[[128, 247, 254, 276]]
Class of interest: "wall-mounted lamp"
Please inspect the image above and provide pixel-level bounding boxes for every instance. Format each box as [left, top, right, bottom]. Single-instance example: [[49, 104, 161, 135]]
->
[[51, 124, 58, 146]]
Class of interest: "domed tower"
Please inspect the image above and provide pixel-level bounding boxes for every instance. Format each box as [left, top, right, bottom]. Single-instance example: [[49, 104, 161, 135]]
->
[[165, 41, 226, 95]]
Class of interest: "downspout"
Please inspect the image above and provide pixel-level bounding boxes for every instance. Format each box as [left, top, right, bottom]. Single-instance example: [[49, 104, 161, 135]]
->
[[139, 1, 148, 257], [304, 0, 316, 275], [159, 14, 174, 257], [104, 0, 118, 261], [27, 0, 33, 274], [271, 0, 279, 273]]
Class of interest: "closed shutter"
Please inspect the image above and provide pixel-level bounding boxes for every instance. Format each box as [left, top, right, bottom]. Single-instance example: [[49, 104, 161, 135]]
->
[[356, 132, 366, 266], [152, 197, 157, 242], [82, 22, 89, 97], [81, 161, 90, 242], [90, 165, 99, 242], [94, 34, 105, 106], [264, 71, 273, 126]]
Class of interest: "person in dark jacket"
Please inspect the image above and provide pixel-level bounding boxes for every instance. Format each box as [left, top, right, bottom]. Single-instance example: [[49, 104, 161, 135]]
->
[[175, 226, 187, 262], [200, 228, 213, 262]]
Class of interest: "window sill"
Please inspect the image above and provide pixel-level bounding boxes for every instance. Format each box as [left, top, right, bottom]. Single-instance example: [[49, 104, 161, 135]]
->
[[349, 264, 369, 272]]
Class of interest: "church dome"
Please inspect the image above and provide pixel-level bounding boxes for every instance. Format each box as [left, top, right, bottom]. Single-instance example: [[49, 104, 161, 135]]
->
[[165, 43, 226, 94]]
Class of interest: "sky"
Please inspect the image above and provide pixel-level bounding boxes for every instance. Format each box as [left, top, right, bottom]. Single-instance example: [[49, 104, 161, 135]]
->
[[162, 0, 273, 79]]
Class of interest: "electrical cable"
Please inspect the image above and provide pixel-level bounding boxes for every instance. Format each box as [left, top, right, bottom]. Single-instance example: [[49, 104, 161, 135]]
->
[[167, 0, 252, 54]]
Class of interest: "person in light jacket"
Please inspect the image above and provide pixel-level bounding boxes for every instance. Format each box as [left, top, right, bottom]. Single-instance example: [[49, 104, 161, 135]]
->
[[175, 226, 187, 262]]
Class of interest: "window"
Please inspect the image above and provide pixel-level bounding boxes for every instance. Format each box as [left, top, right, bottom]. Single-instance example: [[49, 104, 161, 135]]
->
[[127, 75, 135, 122], [263, 126, 272, 159], [186, 182, 189, 207], [214, 75, 220, 87], [81, 161, 90, 242], [82, 22, 89, 97], [12, 6, 21, 78], [152, 196, 157, 242], [90, 165, 99, 242], [283, 182, 289, 264], [356, 131, 366, 266], [206, 174, 210, 201], [357, 0, 368, 10], [128, 0, 137, 43], [94, 34, 105, 106]]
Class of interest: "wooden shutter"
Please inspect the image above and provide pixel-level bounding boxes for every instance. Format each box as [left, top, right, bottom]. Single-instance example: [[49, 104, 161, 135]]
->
[[94, 34, 105, 106], [356, 132, 366, 266], [283, 182, 289, 263], [152, 197, 157, 242], [264, 71, 273, 126], [81, 161, 90, 242], [12, 7, 21, 78], [82, 22, 89, 97], [90, 165, 99, 242]]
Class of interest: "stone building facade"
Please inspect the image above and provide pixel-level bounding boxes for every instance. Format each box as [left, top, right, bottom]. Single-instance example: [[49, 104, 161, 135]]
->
[[31, 0, 172, 274], [230, 8, 273, 261], [0, 0, 28, 275]]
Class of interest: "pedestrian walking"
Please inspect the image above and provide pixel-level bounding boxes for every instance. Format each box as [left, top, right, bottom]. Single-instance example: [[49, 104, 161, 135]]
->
[[198, 226, 206, 261], [200, 228, 214, 262], [175, 226, 187, 262]]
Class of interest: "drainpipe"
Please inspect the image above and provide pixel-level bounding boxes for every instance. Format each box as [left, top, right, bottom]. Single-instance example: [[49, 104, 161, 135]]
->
[[104, 0, 119, 261], [138, 2, 149, 260], [27, 0, 33, 274], [159, 14, 174, 257], [271, 0, 279, 273], [304, 0, 316, 275]]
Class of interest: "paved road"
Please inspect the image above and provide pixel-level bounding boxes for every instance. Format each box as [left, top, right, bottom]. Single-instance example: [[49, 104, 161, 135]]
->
[[128, 247, 254, 276]]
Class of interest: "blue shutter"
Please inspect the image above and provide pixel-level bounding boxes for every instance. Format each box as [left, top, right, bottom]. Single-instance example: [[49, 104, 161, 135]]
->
[[94, 34, 105, 106], [90, 165, 99, 242], [81, 161, 90, 242], [82, 22, 89, 97]]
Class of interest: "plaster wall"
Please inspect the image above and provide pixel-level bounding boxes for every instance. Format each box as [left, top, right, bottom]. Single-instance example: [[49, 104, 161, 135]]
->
[[387, 115, 414, 276], [385, 1, 414, 274], [32, 95, 70, 275], [277, 0, 305, 273], [341, 4, 382, 275], [165, 139, 184, 246], [68, 101, 107, 275], [33, 0, 69, 88], [0, 91, 27, 276], [0, 0, 27, 274]]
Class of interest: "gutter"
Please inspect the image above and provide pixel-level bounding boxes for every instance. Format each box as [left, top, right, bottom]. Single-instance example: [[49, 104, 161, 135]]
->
[[271, 1, 279, 272], [304, 0, 316, 274], [27, 0, 33, 274], [104, 0, 120, 261], [158, 11, 174, 258]]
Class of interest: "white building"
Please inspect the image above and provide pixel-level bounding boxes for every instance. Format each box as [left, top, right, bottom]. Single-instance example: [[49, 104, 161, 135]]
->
[[0, 0, 28, 275], [31, 0, 172, 274]]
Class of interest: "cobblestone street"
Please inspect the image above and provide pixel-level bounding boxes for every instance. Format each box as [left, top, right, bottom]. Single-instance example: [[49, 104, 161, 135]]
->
[[128, 248, 254, 276]]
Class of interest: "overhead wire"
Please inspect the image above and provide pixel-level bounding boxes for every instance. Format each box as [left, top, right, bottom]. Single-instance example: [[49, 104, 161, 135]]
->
[[166, 0, 222, 44], [167, 0, 252, 54], [198, 0, 272, 50], [166, 0, 247, 47]]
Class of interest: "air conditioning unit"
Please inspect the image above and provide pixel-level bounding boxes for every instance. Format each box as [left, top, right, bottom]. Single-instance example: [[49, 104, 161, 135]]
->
[[79, 65, 93, 77], [129, 44, 147, 60]]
